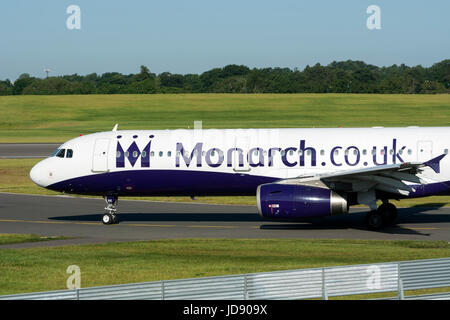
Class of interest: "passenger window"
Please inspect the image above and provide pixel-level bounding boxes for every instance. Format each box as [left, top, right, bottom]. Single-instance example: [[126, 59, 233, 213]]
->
[[116, 151, 121, 158], [66, 149, 73, 158], [445, 149, 449, 155], [56, 149, 65, 158], [159, 151, 163, 157], [167, 151, 172, 157]]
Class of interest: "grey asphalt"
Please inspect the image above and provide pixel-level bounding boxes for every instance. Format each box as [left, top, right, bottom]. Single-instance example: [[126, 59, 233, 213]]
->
[[1, 193, 450, 248], [0, 143, 61, 158]]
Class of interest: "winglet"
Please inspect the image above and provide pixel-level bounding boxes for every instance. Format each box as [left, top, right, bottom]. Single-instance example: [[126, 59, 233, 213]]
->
[[112, 124, 118, 132], [424, 154, 446, 173]]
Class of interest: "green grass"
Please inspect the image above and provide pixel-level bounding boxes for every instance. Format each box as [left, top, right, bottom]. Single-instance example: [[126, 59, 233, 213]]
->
[[1, 94, 449, 142], [0, 158, 59, 195], [0, 238, 449, 295], [0, 233, 67, 246]]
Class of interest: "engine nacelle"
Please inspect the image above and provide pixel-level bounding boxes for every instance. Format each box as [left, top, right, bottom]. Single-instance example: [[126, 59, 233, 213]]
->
[[257, 183, 348, 219]]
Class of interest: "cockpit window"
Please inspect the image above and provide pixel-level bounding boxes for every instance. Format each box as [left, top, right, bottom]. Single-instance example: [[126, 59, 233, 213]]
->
[[56, 149, 66, 158], [50, 148, 73, 158]]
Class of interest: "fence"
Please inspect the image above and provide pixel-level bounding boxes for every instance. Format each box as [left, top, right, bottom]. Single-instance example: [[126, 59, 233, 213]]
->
[[1, 257, 449, 300]]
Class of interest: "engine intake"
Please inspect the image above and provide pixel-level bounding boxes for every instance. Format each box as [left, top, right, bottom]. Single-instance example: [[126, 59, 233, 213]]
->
[[257, 182, 347, 219]]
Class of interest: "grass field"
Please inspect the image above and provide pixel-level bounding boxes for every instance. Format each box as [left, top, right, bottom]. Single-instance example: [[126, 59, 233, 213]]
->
[[0, 94, 449, 142], [0, 237, 449, 296], [0, 233, 66, 246]]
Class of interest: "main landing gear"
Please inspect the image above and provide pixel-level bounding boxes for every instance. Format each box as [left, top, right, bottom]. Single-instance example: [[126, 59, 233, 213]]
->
[[365, 201, 398, 230], [102, 195, 119, 225]]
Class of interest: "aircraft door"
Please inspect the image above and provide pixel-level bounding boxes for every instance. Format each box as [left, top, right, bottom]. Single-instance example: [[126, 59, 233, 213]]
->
[[92, 138, 110, 172], [417, 141, 433, 162]]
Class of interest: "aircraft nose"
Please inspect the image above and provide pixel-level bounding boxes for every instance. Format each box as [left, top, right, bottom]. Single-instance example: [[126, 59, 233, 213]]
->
[[30, 160, 49, 188]]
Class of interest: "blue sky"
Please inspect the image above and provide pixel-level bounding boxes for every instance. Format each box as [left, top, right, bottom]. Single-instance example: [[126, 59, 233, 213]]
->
[[1, 0, 449, 80]]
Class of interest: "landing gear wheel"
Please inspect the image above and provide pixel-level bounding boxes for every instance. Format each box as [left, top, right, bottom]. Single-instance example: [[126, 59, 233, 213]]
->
[[379, 203, 397, 225], [102, 195, 119, 225], [102, 213, 113, 225], [365, 210, 385, 230], [365, 202, 398, 230]]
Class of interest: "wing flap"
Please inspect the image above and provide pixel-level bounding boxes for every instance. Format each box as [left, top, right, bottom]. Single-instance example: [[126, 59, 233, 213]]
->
[[379, 171, 423, 184], [309, 154, 447, 196], [354, 175, 416, 192]]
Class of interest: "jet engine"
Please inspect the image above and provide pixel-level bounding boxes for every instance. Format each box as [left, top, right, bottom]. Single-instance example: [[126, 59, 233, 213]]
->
[[256, 182, 348, 219]]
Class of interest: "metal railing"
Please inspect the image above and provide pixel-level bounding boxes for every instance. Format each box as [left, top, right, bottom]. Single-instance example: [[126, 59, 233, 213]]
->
[[1, 257, 449, 300]]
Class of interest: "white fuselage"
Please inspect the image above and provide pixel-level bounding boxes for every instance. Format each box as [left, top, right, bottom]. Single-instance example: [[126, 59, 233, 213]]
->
[[30, 127, 450, 199]]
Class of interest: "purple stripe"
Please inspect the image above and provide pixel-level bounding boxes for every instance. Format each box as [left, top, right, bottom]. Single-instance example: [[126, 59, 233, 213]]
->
[[47, 168, 450, 199], [47, 170, 278, 196]]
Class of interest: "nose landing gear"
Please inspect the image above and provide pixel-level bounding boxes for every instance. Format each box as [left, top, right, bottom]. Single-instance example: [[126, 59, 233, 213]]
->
[[102, 195, 119, 225]]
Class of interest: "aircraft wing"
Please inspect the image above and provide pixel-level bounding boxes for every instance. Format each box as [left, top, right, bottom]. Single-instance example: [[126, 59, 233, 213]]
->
[[302, 154, 446, 196]]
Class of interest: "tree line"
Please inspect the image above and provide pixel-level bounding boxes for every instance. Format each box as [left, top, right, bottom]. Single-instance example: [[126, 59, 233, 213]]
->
[[0, 59, 448, 95]]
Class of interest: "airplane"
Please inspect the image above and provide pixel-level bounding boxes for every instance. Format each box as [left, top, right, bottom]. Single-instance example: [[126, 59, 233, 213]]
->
[[29, 125, 450, 230]]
